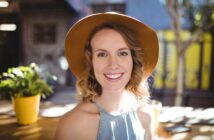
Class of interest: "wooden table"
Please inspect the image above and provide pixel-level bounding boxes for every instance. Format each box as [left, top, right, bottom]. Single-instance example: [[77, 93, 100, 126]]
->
[[0, 100, 73, 140], [1, 115, 214, 140], [0, 101, 214, 140], [0, 115, 58, 140]]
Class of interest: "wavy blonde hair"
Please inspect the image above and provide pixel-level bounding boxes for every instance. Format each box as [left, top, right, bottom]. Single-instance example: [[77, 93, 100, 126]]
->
[[76, 23, 149, 102]]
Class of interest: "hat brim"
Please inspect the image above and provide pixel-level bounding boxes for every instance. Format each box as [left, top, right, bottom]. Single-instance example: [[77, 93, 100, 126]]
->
[[65, 12, 159, 80]]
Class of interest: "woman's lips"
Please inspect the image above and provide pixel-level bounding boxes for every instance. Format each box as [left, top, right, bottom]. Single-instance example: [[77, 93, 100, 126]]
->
[[104, 73, 123, 80]]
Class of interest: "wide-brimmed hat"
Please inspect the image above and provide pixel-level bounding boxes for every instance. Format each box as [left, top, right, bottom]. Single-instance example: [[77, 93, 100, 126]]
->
[[65, 12, 159, 81]]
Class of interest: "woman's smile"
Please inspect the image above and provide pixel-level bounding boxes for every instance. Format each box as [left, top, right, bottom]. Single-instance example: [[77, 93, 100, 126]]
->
[[104, 73, 124, 81]]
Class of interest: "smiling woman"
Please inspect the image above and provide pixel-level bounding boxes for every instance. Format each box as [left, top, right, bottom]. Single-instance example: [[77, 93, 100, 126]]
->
[[55, 12, 159, 140]]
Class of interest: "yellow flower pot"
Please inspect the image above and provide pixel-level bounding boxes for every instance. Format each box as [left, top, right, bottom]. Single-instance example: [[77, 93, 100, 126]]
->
[[12, 94, 41, 125]]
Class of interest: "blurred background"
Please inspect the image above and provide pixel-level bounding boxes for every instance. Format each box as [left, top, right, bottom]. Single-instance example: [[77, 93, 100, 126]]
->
[[1, 1, 214, 140], [1, 0, 214, 107]]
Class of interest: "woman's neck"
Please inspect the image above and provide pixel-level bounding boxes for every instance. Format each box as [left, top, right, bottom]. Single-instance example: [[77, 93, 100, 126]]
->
[[95, 90, 137, 115]]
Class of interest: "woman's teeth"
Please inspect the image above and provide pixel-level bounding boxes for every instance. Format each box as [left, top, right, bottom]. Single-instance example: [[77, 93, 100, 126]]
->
[[105, 73, 122, 79]]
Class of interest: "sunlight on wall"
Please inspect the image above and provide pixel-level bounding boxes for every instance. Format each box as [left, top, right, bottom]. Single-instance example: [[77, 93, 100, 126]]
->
[[185, 43, 200, 89], [165, 42, 177, 89], [202, 33, 212, 90], [154, 32, 164, 89], [154, 30, 212, 90]]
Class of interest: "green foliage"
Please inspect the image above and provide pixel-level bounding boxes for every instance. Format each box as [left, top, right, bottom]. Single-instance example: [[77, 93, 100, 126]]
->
[[0, 63, 53, 99], [181, 1, 214, 32]]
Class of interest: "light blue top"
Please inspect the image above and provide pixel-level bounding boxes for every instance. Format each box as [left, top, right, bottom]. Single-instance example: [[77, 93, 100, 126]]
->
[[94, 102, 145, 140]]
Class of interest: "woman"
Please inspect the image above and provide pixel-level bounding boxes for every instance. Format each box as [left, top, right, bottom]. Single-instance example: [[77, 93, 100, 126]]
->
[[55, 12, 159, 140]]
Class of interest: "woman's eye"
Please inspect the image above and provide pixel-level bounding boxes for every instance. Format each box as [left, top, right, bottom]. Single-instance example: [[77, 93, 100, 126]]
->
[[97, 52, 107, 57], [118, 51, 129, 56]]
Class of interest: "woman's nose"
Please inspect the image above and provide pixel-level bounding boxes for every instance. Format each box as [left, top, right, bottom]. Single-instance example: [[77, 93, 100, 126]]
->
[[108, 55, 119, 69]]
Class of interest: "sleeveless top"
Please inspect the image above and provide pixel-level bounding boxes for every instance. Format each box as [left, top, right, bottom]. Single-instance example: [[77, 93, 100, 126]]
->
[[94, 102, 145, 140]]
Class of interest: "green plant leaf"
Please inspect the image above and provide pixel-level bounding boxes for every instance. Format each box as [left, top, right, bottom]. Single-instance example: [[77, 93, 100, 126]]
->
[[0, 63, 53, 99]]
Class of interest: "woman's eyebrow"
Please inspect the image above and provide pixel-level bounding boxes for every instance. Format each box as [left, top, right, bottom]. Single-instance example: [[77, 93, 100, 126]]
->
[[93, 49, 107, 52], [118, 47, 130, 51]]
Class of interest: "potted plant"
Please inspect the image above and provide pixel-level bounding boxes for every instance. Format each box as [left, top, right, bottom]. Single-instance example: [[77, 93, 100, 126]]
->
[[0, 63, 53, 125]]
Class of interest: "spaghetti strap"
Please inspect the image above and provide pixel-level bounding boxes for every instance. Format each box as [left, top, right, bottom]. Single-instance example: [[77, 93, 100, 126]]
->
[[93, 101, 103, 113]]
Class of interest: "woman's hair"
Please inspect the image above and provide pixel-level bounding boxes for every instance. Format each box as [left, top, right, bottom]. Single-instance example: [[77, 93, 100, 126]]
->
[[76, 23, 149, 102]]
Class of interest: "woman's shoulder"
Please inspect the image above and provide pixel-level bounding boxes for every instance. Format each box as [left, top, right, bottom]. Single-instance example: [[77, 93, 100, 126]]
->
[[64, 101, 98, 118], [60, 101, 99, 127], [136, 103, 153, 115], [55, 102, 100, 140], [136, 103, 153, 128]]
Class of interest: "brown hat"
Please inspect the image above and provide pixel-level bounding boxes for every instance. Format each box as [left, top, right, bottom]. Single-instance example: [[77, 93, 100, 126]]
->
[[65, 12, 159, 80]]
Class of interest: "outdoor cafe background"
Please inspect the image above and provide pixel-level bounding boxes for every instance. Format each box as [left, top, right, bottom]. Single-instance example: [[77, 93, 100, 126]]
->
[[0, 1, 214, 140], [0, 0, 214, 110]]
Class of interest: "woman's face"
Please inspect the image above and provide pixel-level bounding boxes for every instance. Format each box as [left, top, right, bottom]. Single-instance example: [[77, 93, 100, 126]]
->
[[91, 28, 133, 93]]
